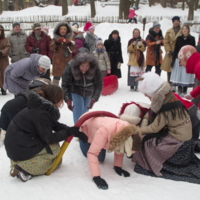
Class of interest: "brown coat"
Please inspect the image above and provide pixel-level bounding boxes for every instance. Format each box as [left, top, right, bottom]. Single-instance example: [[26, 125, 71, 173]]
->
[[146, 34, 163, 66], [0, 38, 10, 88], [50, 22, 76, 77], [141, 82, 192, 141], [161, 27, 182, 72]]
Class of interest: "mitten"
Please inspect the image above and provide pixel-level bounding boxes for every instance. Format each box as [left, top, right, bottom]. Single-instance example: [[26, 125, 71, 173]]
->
[[32, 48, 40, 53], [197, 109, 200, 120], [107, 69, 111, 74], [63, 38, 71, 44], [137, 41, 143, 47], [67, 126, 88, 143], [87, 99, 96, 109], [57, 37, 65, 43], [114, 166, 130, 177], [117, 62, 121, 69], [184, 94, 193, 100], [93, 176, 108, 190], [66, 100, 74, 111]]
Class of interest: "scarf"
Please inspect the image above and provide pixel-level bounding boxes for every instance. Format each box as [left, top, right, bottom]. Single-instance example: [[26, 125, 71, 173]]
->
[[95, 47, 105, 53]]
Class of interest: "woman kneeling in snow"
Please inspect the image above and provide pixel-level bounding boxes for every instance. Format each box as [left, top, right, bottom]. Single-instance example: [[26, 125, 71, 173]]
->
[[4, 85, 87, 182], [80, 116, 141, 190], [132, 72, 200, 184]]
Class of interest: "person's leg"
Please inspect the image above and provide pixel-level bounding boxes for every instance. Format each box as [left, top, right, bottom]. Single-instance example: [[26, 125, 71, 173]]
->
[[178, 86, 182, 95], [71, 93, 85, 124], [183, 86, 188, 94], [79, 140, 91, 157], [155, 64, 161, 76], [83, 96, 91, 113], [98, 149, 106, 163], [145, 65, 153, 73], [134, 17, 137, 24]]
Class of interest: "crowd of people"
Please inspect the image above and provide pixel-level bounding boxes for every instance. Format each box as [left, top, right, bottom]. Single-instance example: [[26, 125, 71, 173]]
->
[[0, 13, 200, 189]]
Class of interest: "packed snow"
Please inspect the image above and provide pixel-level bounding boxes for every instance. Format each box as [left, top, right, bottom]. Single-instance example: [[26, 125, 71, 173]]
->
[[0, 3, 200, 200]]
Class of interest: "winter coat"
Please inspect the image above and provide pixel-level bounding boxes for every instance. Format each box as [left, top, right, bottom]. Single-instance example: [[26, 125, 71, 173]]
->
[[80, 116, 134, 177], [146, 29, 163, 66], [25, 31, 53, 60], [72, 32, 85, 57], [3, 54, 42, 94], [128, 8, 137, 19], [141, 82, 192, 142], [104, 34, 123, 78], [62, 57, 103, 102], [127, 37, 146, 68], [50, 22, 76, 77], [93, 49, 111, 71], [160, 27, 182, 72], [8, 29, 29, 63], [4, 91, 72, 161], [84, 32, 98, 52], [0, 92, 28, 131], [172, 35, 196, 66], [0, 37, 10, 88]]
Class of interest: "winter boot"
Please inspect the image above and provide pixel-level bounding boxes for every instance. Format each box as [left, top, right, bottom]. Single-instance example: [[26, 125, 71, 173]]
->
[[52, 79, 59, 86], [130, 86, 134, 91], [1, 88, 6, 95], [177, 86, 182, 95], [0, 129, 6, 146], [10, 164, 32, 182], [182, 87, 188, 95], [171, 86, 176, 92]]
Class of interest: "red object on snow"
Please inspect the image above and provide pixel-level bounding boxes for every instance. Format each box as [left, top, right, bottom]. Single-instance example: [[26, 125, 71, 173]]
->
[[84, 22, 93, 32], [101, 75, 118, 96], [74, 0, 78, 4]]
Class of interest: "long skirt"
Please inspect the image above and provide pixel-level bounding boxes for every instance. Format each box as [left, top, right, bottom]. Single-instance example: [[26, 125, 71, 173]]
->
[[134, 140, 200, 184], [170, 59, 194, 87], [10, 143, 60, 176]]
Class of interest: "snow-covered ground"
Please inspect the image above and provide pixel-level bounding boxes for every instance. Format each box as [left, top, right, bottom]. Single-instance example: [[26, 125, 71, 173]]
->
[[0, 4, 200, 200]]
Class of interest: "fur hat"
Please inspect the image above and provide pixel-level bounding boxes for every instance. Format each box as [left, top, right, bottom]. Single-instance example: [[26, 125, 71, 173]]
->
[[12, 21, 20, 28], [71, 25, 78, 33], [172, 16, 180, 22], [138, 72, 165, 97], [88, 26, 95, 31], [152, 21, 161, 29]]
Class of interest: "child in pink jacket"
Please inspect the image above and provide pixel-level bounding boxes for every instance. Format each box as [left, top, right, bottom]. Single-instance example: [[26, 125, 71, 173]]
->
[[80, 116, 141, 190], [128, 7, 138, 24]]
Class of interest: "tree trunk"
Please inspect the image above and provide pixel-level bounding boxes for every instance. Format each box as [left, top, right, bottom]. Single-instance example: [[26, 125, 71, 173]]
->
[[135, 0, 140, 9], [90, 0, 96, 18], [119, 0, 123, 19], [187, 0, 194, 20], [0, 0, 2, 14], [161, 0, 166, 8], [4, 0, 8, 11], [130, 0, 135, 7], [18, 0, 24, 9], [182, 0, 185, 10], [62, 0, 68, 16], [194, 0, 198, 10], [119, 0, 130, 19], [149, 0, 153, 7]]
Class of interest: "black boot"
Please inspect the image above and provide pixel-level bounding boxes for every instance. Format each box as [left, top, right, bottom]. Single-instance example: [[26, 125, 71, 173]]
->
[[177, 86, 182, 95], [1, 88, 6, 95], [130, 86, 134, 91], [183, 87, 188, 95]]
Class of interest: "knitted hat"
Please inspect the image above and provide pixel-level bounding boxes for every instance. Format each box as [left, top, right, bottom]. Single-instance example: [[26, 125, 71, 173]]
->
[[72, 22, 79, 28], [152, 21, 161, 29], [96, 38, 103, 46], [138, 72, 165, 97], [38, 56, 51, 69], [88, 26, 95, 31], [172, 16, 180, 22], [71, 25, 78, 33], [41, 27, 49, 34], [12, 21, 20, 28], [32, 22, 41, 30]]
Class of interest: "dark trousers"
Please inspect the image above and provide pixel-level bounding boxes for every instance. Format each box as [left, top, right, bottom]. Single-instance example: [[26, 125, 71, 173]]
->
[[128, 17, 137, 23], [145, 64, 161, 76], [167, 72, 171, 84], [0, 110, 16, 131]]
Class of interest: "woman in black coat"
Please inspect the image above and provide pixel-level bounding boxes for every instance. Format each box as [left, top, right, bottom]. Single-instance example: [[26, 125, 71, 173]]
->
[[4, 85, 87, 182], [104, 30, 123, 78]]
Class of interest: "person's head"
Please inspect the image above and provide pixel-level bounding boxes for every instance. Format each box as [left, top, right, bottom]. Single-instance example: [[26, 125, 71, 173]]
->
[[133, 28, 140, 38], [34, 85, 64, 108], [138, 72, 165, 99], [88, 26, 95, 34], [12, 22, 20, 33], [59, 25, 67, 36], [111, 30, 119, 40], [152, 21, 161, 33], [0, 25, 5, 38], [72, 22, 79, 28], [32, 22, 41, 35], [182, 25, 190, 36], [41, 27, 49, 35], [96, 39, 103, 50], [37, 56, 51, 75], [172, 16, 180, 27]]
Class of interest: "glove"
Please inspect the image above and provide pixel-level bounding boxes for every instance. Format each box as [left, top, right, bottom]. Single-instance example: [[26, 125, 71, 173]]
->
[[197, 109, 200, 120], [117, 62, 121, 69], [66, 100, 74, 111], [32, 48, 40, 53], [107, 69, 111, 74], [87, 99, 96, 109], [67, 126, 88, 143], [184, 94, 194, 100], [57, 37, 65, 43], [93, 176, 108, 190], [63, 38, 71, 44], [114, 166, 130, 177]]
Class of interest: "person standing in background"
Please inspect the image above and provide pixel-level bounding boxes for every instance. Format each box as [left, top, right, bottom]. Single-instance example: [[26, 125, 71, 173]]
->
[[127, 6, 138, 24], [0, 25, 11, 95], [85, 26, 98, 53]]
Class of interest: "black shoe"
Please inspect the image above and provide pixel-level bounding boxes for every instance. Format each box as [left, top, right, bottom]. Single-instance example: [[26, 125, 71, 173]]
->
[[130, 86, 134, 91], [1, 88, 6, 95], [177, 86, 182, 95]]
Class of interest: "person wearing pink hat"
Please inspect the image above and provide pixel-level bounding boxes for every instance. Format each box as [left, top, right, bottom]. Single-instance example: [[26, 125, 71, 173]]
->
[[85, 26, 98, 52]]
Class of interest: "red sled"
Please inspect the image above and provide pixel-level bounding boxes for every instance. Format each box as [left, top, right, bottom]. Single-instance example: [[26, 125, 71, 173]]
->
[[101, 75, 118, 96]]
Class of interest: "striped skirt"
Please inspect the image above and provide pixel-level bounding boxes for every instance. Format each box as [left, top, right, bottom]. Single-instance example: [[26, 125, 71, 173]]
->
[[132, 135, 184, 176], [10, 143, 60, 176]]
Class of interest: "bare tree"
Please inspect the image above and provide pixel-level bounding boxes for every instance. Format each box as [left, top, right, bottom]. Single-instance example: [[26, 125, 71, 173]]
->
[[194, 0, 199, 10], [161, 0, 167, 8], [18, 0, 24, 9], [119, 0, 130, 19], [62, 0, 68, 15], [135, 0, 140, 9], [148, 0, 153, 7], [182, 0, 186, 10], [0, 0, 2, 14], [186, 0, 195, 20], [90, 0, 96, 18], [4, 0, 8, 10]]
